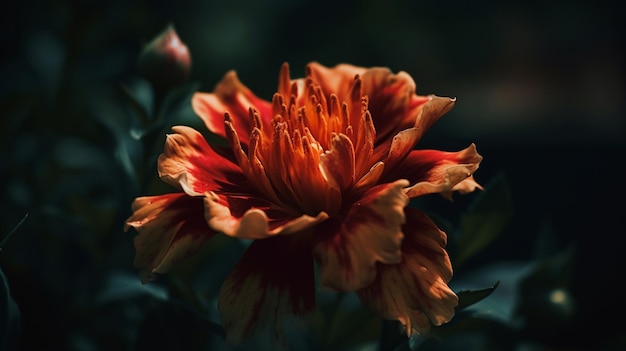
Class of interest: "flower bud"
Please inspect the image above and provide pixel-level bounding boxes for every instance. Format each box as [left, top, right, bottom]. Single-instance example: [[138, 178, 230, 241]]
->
[[138, 24, 191, 89]]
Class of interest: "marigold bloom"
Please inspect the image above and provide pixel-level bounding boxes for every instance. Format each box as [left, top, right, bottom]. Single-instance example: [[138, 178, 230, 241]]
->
[[125, 62, 482, 342]]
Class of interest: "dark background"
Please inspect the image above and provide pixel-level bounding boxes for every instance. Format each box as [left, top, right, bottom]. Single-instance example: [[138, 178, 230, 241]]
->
[[1, 0, 624, 350]]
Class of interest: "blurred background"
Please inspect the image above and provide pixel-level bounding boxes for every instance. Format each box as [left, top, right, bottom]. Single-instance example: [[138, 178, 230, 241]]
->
[[1, 0, 624, 350]]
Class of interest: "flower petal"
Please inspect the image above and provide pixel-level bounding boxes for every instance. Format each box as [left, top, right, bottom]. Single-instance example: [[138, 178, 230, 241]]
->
[[413, 95, 456, 133], [306, 62, 367, 100], [218, 236, 316, 344], [380, 127, 421, 171], [204, 192, 328, 239], [158, 125, 247, 195], [377, 96, 457, 169], [319, 132, 356, 191], [313, 179, 409, 292], [306, 62, 433, 147], [192, 71, 273, 145], [124, 193, 215, 283], [352, 161, 385, 195], [398, 144, 483, 198], [441, 175, 484, 201], [361, 69, 430, 144], [357, 208, 458, 336]]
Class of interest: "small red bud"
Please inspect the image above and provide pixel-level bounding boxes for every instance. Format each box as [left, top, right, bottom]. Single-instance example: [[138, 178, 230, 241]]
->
[[138, 24, 192, 89]]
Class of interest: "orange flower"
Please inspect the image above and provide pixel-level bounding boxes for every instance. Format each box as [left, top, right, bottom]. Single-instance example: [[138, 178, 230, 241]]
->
[[125, 62, 482, 342]]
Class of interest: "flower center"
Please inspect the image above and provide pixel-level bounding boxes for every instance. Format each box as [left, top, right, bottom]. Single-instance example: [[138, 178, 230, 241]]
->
[[225, 64, 383, 216]]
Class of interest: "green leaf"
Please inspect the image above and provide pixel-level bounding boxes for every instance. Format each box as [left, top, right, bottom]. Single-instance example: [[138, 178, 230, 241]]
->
[[424, 314, 517, 351], [154, 81, 201, 127], [515, 246, 577, 331], [139, 81, 201, 173], [1, 266, 21, 351], [119, 80, 152, 132], [0, 213, 28, 253], [456, 281, 500, 311], [455, 172, 513, 265], [94, 272, 168, 305], [134, 299, 225, 351], [313, 292, 382, 351]]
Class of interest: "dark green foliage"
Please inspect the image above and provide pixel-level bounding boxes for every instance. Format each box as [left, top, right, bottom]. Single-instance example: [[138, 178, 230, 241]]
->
[[455, 281, 500, 312], [0, 267, 20, 351], [455, 173, 513, 265]]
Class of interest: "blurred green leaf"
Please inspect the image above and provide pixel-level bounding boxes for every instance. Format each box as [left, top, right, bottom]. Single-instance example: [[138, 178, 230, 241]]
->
[[0, 267, 20, 351], [134, 299, 225, 351], [419, 314, 517, 351], [167, 235, 243, 313], [0, 213, 28, 253], [95, 272, 168, 306], [138, 81, 201, 174], [393, 339, 412, 351], [515, 246, 577, 333], [155, 81, 200, 127], [379, 320, 410, 351], [53, 137, 109, 170], [120, 80, 152, 134], [450, 261, 535, 325], [455, 281, 500, 311], [0, 215, 25, 351], [322, 306, 381, 350], [455, 172, 513, 265]]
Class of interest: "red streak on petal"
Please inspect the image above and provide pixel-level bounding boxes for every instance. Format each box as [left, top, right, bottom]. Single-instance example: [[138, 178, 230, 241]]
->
[[218, 236, 316, 343], [314, 180, 408, 291]]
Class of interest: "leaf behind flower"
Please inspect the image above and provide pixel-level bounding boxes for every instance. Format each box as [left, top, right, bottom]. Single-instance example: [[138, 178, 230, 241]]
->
[[455, 172, 513, 265]]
